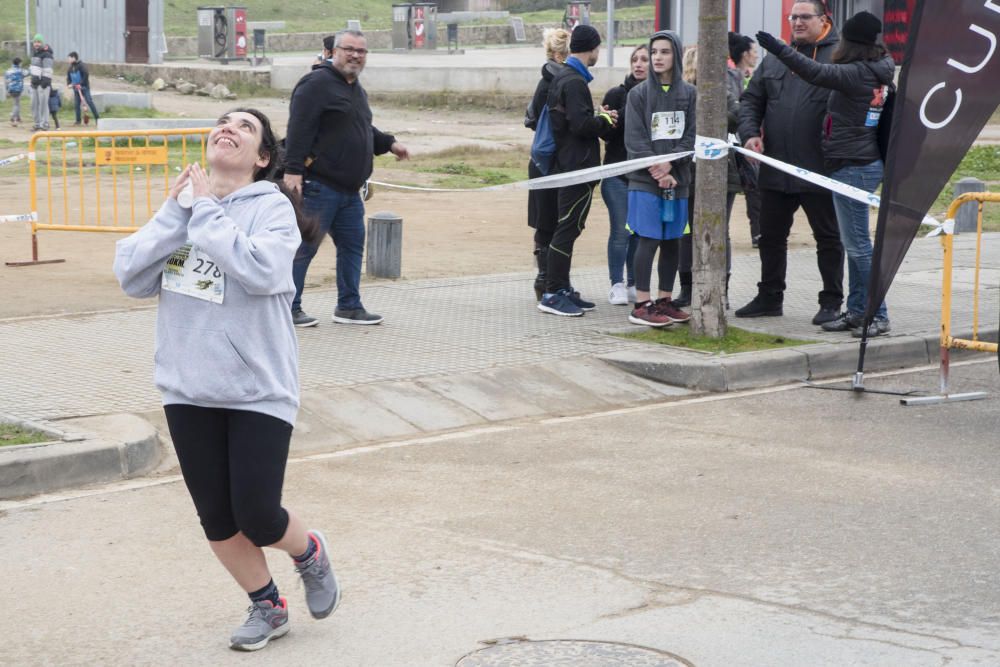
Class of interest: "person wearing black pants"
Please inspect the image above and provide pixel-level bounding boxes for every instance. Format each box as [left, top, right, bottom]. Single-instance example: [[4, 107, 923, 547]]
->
[[537, 25, 617, 317], [114, 109, 339, 652], [753, 189, 844, 312]]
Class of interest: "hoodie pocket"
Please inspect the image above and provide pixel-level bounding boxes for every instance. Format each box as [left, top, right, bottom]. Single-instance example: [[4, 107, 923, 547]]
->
[[155, 325, 259, 403]]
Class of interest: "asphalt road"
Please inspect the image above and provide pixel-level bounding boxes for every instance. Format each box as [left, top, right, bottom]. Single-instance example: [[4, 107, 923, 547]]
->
[[3, 360, 999, 666]]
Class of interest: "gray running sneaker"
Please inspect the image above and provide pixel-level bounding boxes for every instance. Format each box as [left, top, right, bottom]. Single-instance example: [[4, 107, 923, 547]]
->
[[229, 598, 290, 651], [295, 530, 341, 619]]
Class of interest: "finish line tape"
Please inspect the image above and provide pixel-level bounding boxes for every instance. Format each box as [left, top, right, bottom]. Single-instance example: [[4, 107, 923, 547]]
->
[[0, 212, 37, 224], [0, 153, 27, 168], [370, 135, 944, 234]]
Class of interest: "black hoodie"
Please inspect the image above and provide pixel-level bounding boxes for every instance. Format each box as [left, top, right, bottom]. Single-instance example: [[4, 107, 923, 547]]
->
[[600, 73, 642, 165], [546, 56, 616, 173], [738, 24, 840, 193], [284, 62, 396, 192]]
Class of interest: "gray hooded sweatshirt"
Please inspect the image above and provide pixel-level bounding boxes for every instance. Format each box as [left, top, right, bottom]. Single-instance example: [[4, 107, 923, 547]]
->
[[624, 30, 697, 198], [113, 181, 302, 425]]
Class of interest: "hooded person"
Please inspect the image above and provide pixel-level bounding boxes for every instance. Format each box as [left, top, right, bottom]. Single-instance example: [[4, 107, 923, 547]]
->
[[622, 30, 696, 327]]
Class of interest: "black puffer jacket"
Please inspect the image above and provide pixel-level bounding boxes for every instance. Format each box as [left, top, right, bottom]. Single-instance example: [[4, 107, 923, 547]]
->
[[739, 25, 840, 193], [600, 73, 641, 165], [768, 45, 895, 169], [546, 58, 616, 173], [525, 60, 562, 130], [284, 62, 396, 192]]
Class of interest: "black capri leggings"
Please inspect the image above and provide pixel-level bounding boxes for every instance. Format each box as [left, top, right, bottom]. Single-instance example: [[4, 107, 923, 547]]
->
[[633, 236, 680, 294], [164, 404, 292, 547]]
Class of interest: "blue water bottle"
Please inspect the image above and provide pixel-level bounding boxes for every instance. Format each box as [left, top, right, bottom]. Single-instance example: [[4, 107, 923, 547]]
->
[[661, 187, 676, 223]]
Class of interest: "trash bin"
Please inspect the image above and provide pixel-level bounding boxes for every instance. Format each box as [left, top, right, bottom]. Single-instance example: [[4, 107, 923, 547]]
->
[[447, 22, 459, 51], [392, 4, 413, 50], [412, 3, 437, 50]]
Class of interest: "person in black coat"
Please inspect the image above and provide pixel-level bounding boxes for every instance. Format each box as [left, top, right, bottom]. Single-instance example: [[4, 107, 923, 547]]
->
[[599, 44, 648, 306], [735, 1, 845, 325], [67, 52, 99, 125], [525, 28, 569, 301], [756, 11, 895, 337]]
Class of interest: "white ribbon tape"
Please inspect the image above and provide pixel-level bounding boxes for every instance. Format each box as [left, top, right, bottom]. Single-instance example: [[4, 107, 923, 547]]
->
[[370, 135, 945, 234], [0, 154, 27, 168], [0, 212, 37, 224]]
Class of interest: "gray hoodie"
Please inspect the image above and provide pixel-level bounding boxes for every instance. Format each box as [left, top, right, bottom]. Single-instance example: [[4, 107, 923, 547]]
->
[[624, 30, 697, 198], [113, 181, 302, 425]]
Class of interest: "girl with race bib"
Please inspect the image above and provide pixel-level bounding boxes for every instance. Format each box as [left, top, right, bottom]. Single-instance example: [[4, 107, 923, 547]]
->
[[113, 108, 335, 652], [623, 30, 696, 327]]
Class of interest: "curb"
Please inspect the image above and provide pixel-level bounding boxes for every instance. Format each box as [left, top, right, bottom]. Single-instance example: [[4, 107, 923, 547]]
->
[[0, 414, 162, 501], [598, 330, 997, 392]]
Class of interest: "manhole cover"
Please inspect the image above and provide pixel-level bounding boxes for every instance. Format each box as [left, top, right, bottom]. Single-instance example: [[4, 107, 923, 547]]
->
[[456, 639, 694, 667]]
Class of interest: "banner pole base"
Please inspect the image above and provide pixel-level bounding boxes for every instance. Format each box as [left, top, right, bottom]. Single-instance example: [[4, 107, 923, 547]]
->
[[901, 392, 988, 406], [5, 258, 66, 266], [852, 372, 865, 392]]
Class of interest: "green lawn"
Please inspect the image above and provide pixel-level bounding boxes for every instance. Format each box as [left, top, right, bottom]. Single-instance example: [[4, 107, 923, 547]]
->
[[930, 145, 1000, 231], [0, 423, 50, 446], [617, 325, 811, 354]]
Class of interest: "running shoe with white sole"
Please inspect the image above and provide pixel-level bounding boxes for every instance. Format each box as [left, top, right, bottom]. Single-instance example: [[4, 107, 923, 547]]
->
[[608, 282, 629, 305], [295, 530, 342, 619], [229, 598, 290, 651]]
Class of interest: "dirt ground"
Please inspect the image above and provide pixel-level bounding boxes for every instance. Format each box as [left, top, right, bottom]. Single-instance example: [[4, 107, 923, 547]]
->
[[0, 75, 806, 320]]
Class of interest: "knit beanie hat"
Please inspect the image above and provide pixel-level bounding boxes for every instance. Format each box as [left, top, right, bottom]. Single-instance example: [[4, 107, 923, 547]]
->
[[728, 32, 754, 63], [842, 11, 881, 45], [570, 25, 601, 53], [33, 34, 44, 42]]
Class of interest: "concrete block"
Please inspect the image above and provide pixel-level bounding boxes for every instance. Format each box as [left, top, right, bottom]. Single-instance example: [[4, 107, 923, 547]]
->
[[862, 335, 932, 372], [722, 348, 810, 391], [290, 404, 357, 453], [0, 440, 122, 500], [557, 358, 691, 403], [91, 92, 152, 113], [420, 373, 547, 421], [486, 366, 613, 413], [600, 349, 727, 392], [302, 388, 420, 442], [804, 342, 865, 380], [355, 381, 485, 432]]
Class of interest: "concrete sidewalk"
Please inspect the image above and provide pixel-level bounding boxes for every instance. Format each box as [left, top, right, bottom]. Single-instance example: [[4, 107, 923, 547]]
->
[[1, 233, 997, 498]]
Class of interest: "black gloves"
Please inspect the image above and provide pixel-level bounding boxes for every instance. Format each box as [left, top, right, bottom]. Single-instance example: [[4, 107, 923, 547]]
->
[[756, 31, 785, 55]]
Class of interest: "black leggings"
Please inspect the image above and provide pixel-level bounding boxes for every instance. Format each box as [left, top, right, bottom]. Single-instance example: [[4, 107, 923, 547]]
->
[[164, 404, 292, 546], [634, 236, 680, 294]]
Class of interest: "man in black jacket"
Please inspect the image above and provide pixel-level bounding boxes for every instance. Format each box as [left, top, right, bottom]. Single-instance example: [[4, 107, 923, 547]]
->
[[67, 52, 99, 126], [735, 1, 844, 324], [284, 30, 409, 327], [538, 25, 617, 317]]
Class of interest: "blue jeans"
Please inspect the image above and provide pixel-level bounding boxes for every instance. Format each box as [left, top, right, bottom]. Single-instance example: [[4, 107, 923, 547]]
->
[[600, 175, 636, 286], [831, 160, 887, 319], [292, 179, 365, 311], [73, 86, 99, 123]]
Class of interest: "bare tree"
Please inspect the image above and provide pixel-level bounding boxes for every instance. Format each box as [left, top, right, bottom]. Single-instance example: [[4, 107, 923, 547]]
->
[[691, 0, 728, 337]]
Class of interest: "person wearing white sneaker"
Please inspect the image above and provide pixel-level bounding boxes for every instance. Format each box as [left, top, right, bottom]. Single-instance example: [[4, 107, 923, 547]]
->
[[608, 282, 629, 305], [114, 108, 339, 651]]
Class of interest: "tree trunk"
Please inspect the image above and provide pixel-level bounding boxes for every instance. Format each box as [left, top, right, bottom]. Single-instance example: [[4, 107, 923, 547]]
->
[[691, 0, 728, 338]]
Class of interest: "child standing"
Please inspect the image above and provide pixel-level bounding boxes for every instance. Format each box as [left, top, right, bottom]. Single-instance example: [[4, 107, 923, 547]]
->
[[48, 86, 62, 129], [5, 58, 27, 127]]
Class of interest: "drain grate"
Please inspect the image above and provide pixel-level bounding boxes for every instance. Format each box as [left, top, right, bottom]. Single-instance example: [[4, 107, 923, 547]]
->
[[456, 639, 694, 666]]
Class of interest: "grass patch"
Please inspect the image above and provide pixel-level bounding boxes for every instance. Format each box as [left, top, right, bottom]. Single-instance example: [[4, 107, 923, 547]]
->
[[930, 145, 1000, 231], [376, 144, 528, 189], [0, 423, 50, 447], [617, 325, 811, 354]]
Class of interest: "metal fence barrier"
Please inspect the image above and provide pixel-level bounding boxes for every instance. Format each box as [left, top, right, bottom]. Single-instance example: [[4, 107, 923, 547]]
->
[[903, 191, 1000, 405], [5, 128, 211, 266]]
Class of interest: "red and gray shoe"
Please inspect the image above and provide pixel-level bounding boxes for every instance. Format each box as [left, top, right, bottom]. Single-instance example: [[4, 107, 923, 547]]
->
[[229, 597, 290, 651], [628, 302, 673, 327], [653, 298, 691, 323], [294, 530, 342, 619]]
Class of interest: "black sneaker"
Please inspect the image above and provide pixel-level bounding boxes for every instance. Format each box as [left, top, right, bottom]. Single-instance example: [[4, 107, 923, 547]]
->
[[811, 306, 841, 325], [735, 296, 783, 318], [821, 311, 862, 332], [332, 308, 384, 325], [566, 291, 596, 311], [851, 318, 891, 338], [292, 309, 319, 328]]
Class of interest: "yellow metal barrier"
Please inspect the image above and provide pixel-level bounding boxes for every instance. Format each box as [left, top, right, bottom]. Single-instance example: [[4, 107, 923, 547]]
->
[[903, 191, 1000, 405], [6, 127, 211, 266]]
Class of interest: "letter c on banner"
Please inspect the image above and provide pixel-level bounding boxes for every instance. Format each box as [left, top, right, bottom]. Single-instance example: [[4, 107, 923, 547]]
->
[[920, 82, 963, 130], [946, 24, 997, 74], [986, 1, 1000, 15]]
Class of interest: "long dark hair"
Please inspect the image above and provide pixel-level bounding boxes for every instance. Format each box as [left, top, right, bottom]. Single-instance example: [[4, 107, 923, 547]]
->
[[228, 107, 321, 245], [831, 40, 888, 64]]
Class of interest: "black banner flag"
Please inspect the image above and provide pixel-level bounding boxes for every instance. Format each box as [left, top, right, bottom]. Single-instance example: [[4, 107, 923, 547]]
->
[[866, 0, 1000, 326]]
